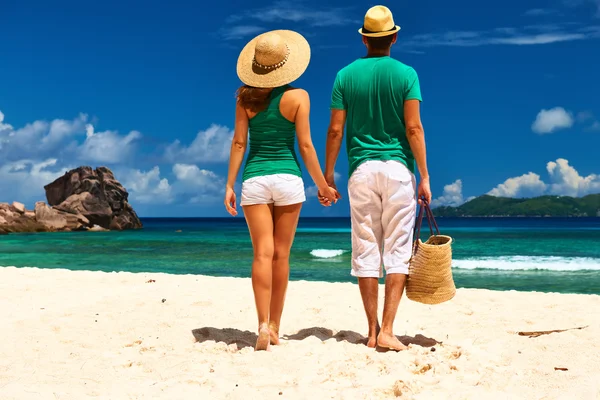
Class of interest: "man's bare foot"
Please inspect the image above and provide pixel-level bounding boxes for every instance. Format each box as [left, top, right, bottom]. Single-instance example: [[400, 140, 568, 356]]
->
[[255, 323, 270, 351], [366, 325, 380, 348], [268, 322, 280, 345], [366, 336, 377, 348], [377, 332, 408, 351]]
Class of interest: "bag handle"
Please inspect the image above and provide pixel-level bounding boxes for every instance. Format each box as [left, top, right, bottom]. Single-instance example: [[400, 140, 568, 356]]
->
[[414, 197, 440, 250]]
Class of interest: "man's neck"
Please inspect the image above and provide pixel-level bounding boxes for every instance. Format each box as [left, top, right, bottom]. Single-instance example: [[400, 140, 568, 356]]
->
[[366, 50, 391, 57]]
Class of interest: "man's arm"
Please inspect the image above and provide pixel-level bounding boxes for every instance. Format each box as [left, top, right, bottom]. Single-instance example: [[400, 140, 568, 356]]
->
[[404, 99, 431, 204], [325, 109, 346, 186]]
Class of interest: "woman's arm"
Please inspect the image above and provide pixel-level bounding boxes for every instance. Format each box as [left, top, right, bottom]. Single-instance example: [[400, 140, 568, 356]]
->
[[294, 90, 338, 202], [227, 103, 249, 188], [224, 103, 249, 215]]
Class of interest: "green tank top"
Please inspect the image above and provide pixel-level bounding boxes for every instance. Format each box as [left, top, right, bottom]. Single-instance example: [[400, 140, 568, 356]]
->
[[242, 85, 302, 182]]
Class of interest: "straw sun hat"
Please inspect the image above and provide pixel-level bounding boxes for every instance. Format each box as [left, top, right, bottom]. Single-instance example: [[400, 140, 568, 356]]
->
[[236, 30, 311, 88], [358, 5, 401, 37]]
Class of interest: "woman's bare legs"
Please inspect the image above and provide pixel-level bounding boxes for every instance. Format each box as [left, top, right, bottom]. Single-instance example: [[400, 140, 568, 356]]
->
[[243, 204, 275, 351], [269, 203, 302, 345]]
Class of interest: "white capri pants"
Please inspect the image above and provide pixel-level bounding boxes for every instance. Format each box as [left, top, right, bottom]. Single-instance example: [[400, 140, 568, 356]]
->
[[348, 160, 417, 278]]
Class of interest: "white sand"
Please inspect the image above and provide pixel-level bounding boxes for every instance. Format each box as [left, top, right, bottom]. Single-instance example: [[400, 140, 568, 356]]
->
[[1, 267, 599, 400]]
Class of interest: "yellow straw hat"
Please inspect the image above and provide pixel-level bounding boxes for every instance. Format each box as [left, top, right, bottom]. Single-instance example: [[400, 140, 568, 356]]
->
[[236, 30, 311, 88], [358, 5, 401, 37]]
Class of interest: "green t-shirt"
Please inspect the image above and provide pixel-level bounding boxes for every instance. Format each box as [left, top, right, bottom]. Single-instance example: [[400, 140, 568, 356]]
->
[[242, 85, 302, 182], [330, 56, 422, 178]]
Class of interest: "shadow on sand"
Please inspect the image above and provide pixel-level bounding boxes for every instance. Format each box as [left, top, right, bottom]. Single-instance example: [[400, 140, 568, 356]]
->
[[284, 327, 440, 348], [192, 327, 257, 349], [192, 326, 440, 349]]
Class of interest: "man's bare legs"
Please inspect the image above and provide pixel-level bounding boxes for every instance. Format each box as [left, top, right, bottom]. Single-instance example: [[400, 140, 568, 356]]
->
[[358, 277, 380, 348], [377, 273, 408, 351], [269, 203, 302, 345]]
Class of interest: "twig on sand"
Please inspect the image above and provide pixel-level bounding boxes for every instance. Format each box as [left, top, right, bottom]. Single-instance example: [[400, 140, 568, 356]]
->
[[517, 326, 588, 338]]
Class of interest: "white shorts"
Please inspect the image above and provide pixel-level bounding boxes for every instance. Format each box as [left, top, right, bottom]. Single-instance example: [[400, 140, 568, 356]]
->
[[348, 160, 417, 278], [240, 174, 306, 207]]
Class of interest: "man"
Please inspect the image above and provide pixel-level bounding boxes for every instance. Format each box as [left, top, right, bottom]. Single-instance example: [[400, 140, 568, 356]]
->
[[321, 5, 432, 351]]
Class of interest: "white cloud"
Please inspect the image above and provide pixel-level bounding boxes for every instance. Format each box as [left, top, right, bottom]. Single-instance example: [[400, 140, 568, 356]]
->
[[587, 121, 600, 131], [546, 158, 600, 197], [42, 114, 90, 147], [222, 25, 266, 40], [576, 111, 594, 122], [488, 159, 600, 198], [576, 111, 600, 131], [0, 111, 88, 160], [164, 124, 233, 164], [0, 159, 73, 204], [121, 166, 173, 205], [563, 0, 600, 17], [305, 172, 341, 199], [496, 33, 585, 45], [531, 107, 574, 134], [523, 8, 558, 16], [172, 163, 224, 203], [431, 179, 467, 208], [402, 24, 599, 50], [488, 172, 548, 198], [0, 111, 234, 210], [0, 111, 142, 164], [77, 124, 142, 164], [115, 164, 227, 206], [227, 2, 358, 31], [0, 111, 13, 133]]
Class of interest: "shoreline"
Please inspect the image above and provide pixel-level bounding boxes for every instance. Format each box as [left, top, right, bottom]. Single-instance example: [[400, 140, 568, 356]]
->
[[2, 265, 600, 296], [1, 266, 599, 399]]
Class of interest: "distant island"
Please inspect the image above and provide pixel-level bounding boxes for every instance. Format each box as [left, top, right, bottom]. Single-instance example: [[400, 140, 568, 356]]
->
[[433, 194, 600, 217]]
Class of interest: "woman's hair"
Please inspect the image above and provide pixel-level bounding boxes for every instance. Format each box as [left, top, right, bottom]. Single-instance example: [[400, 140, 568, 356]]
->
[[236, 85, 272, 113]]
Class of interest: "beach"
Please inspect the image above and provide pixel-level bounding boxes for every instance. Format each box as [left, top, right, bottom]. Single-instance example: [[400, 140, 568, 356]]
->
[[1, 266, 599, 399]]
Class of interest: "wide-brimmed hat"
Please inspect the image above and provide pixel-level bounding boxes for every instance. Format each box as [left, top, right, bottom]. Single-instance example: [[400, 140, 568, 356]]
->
[[358, 5, 401, 37], [236, 30, 311, 88]]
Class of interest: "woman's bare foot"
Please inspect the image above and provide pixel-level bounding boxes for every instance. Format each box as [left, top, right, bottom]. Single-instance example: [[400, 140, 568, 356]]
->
[[377, 332, 408, 351], [255, 323, 270, 351], [268, 322, 280, 345]]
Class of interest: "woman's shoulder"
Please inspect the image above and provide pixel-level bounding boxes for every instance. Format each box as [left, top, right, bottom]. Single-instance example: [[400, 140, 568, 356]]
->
[[283, 87, 309, 102]]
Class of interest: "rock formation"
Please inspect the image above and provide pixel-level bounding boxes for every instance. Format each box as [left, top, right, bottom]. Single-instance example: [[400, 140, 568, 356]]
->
[[0, 166, 142, 234], [44, 166, 142, 230]]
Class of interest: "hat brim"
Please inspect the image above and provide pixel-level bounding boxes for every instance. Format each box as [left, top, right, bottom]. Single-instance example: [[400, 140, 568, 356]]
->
[[358, 25, 401, 37], [237, 30, 311, 88]]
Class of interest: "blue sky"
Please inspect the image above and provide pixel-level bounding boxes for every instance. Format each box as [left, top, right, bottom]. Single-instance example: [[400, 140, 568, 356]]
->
[[1, 0, 599, 217]]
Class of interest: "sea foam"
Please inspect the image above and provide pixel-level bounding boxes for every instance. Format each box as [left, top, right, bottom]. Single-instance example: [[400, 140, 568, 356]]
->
[[453, 256, 600, 272], [310, 249, 346, 258]]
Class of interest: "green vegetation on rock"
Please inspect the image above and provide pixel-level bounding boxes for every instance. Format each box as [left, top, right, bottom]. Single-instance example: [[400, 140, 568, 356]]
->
[[433, 194, 600, 217]]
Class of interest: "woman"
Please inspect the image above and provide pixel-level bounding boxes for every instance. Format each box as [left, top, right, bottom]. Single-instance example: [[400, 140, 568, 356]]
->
[[224, 30, 339, 351]]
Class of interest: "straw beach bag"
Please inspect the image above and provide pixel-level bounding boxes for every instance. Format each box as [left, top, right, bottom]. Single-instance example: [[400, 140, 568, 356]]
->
[[406, 198, 456, 305]]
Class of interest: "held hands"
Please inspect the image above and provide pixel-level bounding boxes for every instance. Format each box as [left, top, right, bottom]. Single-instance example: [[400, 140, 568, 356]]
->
[[224, 187, 237, 216], [318, 176, 341, 207], [318, 185, 340, 206]]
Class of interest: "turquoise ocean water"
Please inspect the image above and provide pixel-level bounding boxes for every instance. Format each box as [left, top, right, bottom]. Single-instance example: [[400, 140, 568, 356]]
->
[[1, 217, 599, 294]]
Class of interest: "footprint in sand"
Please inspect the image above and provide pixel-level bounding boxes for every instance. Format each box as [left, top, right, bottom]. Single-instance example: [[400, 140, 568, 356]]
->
[[411, 358, 432, 375], [392, 380, 413, 397], [438, 345, 462, 360]]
